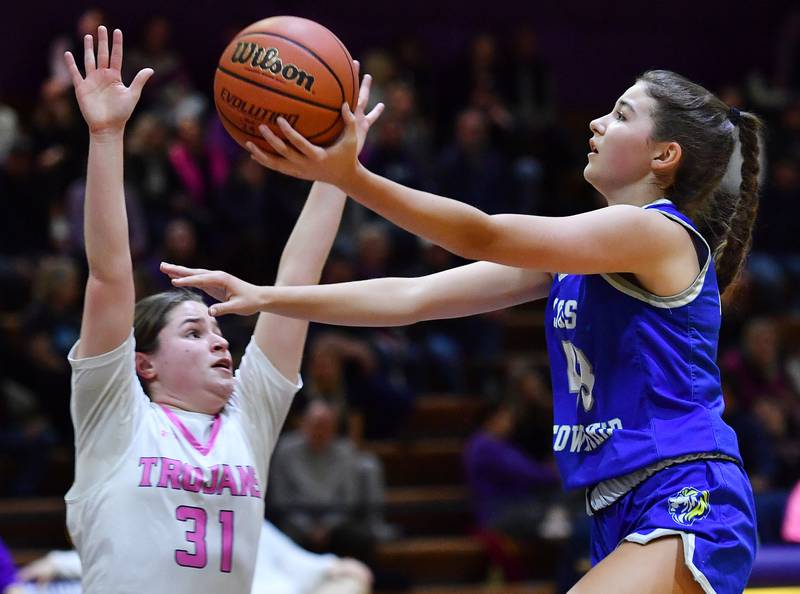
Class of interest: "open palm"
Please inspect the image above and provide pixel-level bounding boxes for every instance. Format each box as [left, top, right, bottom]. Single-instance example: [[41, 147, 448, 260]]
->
[[245, 66, 384, 188], [64, 26, 152, 134]]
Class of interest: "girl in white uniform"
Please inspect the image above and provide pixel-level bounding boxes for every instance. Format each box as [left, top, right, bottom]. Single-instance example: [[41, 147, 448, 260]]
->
[[62, 26, 381, 594]]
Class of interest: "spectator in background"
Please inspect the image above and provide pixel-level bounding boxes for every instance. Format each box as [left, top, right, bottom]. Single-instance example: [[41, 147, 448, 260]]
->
[[435, 108, 513, 214], [354, 223, 393, 280], [30, 82, 86, 204], [124, 16, 194, 115], [214, 155, 276, 285], [269, 400, 388, 566], [46, 8, 106, 93], [168, 113, 229, 221], [382, 81, 433, 165], [0, 139, 51, 257], [508, 363, 555, 462], [442, 33, 510, 141], [0, 103, 20, 165], [0, 378, 57, 496], [463, 398, 560, 542], [125, 112, 182, 240], [721, 318, 797, 413], [392, 35, 435, 119], [722, 373, 779, 493], [723, 372, 793, 544], [405, 241, 466, 392], [301, 332, 413, 439], [0, 537, 23, 594], [20, 257, 82, 445], [66, 176, 148, 261], [145, 218, 204, 292], [501, 26, 557, 141], [751, 157, 800, 311], [361, 50, 395, 114]]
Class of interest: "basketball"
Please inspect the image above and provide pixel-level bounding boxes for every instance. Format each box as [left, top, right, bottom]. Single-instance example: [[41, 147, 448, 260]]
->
[[214, 16, 358, 153]]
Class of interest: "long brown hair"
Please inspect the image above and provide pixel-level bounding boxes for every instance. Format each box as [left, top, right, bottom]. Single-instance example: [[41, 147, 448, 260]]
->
[[639, 70, 764, 294]]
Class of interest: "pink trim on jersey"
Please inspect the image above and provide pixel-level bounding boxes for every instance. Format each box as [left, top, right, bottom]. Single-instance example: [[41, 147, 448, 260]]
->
[[160, 405, 222, 456]]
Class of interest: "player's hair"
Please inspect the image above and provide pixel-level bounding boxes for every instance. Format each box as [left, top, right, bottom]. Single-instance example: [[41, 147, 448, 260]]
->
[[134, 289, 204, 354], [638, 70, 763, 294]]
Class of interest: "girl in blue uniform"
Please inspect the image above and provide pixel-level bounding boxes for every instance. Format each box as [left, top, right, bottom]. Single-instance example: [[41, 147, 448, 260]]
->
[[163, 71, 762, 593]]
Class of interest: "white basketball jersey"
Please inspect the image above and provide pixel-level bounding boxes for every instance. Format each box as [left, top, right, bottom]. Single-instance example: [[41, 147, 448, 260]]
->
[[66, 333, 301, 594]]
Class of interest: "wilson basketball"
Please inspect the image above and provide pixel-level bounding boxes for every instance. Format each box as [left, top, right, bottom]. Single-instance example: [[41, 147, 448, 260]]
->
[[214, 16, 358, 153]]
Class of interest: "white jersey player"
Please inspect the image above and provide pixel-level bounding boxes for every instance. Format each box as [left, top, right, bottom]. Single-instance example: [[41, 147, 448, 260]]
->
[[62, 25, 382, 594]]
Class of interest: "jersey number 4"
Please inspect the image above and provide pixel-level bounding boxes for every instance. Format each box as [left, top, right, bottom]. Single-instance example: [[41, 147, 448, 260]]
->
[[561, 341, 595, 412], [175, 506, 234, 573]]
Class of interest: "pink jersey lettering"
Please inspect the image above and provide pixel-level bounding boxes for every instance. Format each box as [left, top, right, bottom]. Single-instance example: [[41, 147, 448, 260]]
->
[[216, 464, 239, 496], [157, 457, 183, 489], [202, 465, 220, 495], [182, 464, 204, 493], [138, 457, 159, 487], [237, 465, 262, 498]]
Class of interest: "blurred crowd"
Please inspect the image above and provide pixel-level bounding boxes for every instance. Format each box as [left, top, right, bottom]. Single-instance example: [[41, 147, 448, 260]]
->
[[1, 6, 800, 588]]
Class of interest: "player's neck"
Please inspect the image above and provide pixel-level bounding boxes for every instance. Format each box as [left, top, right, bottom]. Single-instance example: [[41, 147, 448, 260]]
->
[[151, 391, 224, 416], [604, 179, 664, 208]]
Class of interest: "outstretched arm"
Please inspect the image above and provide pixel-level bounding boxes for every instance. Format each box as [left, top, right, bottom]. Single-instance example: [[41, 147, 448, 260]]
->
[[66, 27, 152, 359], [251, 180, 345, 379], [247, 111, 693, 279], [163, 260, 551, 327]]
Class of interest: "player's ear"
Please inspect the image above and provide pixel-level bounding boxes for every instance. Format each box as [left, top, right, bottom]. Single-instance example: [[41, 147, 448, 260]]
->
[[651, 140, 682, 177], [135, 352, 157, 380]]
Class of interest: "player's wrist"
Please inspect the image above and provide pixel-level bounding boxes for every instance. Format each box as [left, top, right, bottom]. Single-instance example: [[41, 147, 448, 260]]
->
[[340, 161, 369, 198], [89, 127, 125, 143]]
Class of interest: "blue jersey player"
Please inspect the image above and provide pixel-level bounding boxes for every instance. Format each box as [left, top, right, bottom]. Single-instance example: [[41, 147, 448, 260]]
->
[[163, 70, 763, 593]]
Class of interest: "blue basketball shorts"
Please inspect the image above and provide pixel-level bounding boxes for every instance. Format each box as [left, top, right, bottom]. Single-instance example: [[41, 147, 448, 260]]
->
[[590, 459, 757, 594]]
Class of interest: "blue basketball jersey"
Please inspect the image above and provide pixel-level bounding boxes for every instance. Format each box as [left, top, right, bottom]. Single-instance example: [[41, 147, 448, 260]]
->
[[545, 199, 742, 490]]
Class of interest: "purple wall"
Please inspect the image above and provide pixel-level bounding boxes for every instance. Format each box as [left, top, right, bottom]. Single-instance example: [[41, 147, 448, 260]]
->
[[0, 0, 794, 111]]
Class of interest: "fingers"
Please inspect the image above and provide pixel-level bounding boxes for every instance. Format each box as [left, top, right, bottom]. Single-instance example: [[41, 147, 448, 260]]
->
[[170, 271, 226, 291], [129, 68, 154, 96], [276, 119, 324, 159], [256, 124, 291, 156], [365, 102, 385, 126], [110, 28, 123, 71], [341, 101, 356, 124], [160, 261, 210, 278], [246, 140, 281, 168], [97, 26, 109, 69], [356, 74, 372, 115], [63, 51, 83, 87], [208, 301, 239, 317], [83, 34, 96, 74]]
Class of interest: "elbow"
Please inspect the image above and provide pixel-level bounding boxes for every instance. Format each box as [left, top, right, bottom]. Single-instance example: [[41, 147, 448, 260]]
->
[[393, 280, 427, 325], [450, 214, 499, 261]]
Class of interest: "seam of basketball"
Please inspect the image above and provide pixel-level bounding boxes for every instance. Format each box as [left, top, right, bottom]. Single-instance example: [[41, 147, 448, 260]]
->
[[234, 31, 346, 104], [330, 35, 357, 106], [217, 66, 341, 112], [217, 101, 340, 142]]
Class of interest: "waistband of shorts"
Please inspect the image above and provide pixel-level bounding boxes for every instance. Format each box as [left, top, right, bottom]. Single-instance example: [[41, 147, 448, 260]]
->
[[585, 453, 739, 515]]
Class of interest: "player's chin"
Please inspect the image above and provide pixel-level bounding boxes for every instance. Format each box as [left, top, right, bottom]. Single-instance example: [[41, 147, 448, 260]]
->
[[583, 162, 597, 185], [211, 379, 236, 405]]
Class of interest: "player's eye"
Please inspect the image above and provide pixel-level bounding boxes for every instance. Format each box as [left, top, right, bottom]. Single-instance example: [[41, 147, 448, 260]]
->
[[615, 110, 626, 121]]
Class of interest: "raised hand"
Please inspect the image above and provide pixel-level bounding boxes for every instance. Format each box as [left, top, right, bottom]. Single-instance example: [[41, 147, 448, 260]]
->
[[245, 62, 384, 188], [64, 26, 153, 135], [160, 262, 265, 317]]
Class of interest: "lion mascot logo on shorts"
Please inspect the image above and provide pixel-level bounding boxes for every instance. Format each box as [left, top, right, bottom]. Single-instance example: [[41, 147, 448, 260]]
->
[[668, 487, 711, 526]]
